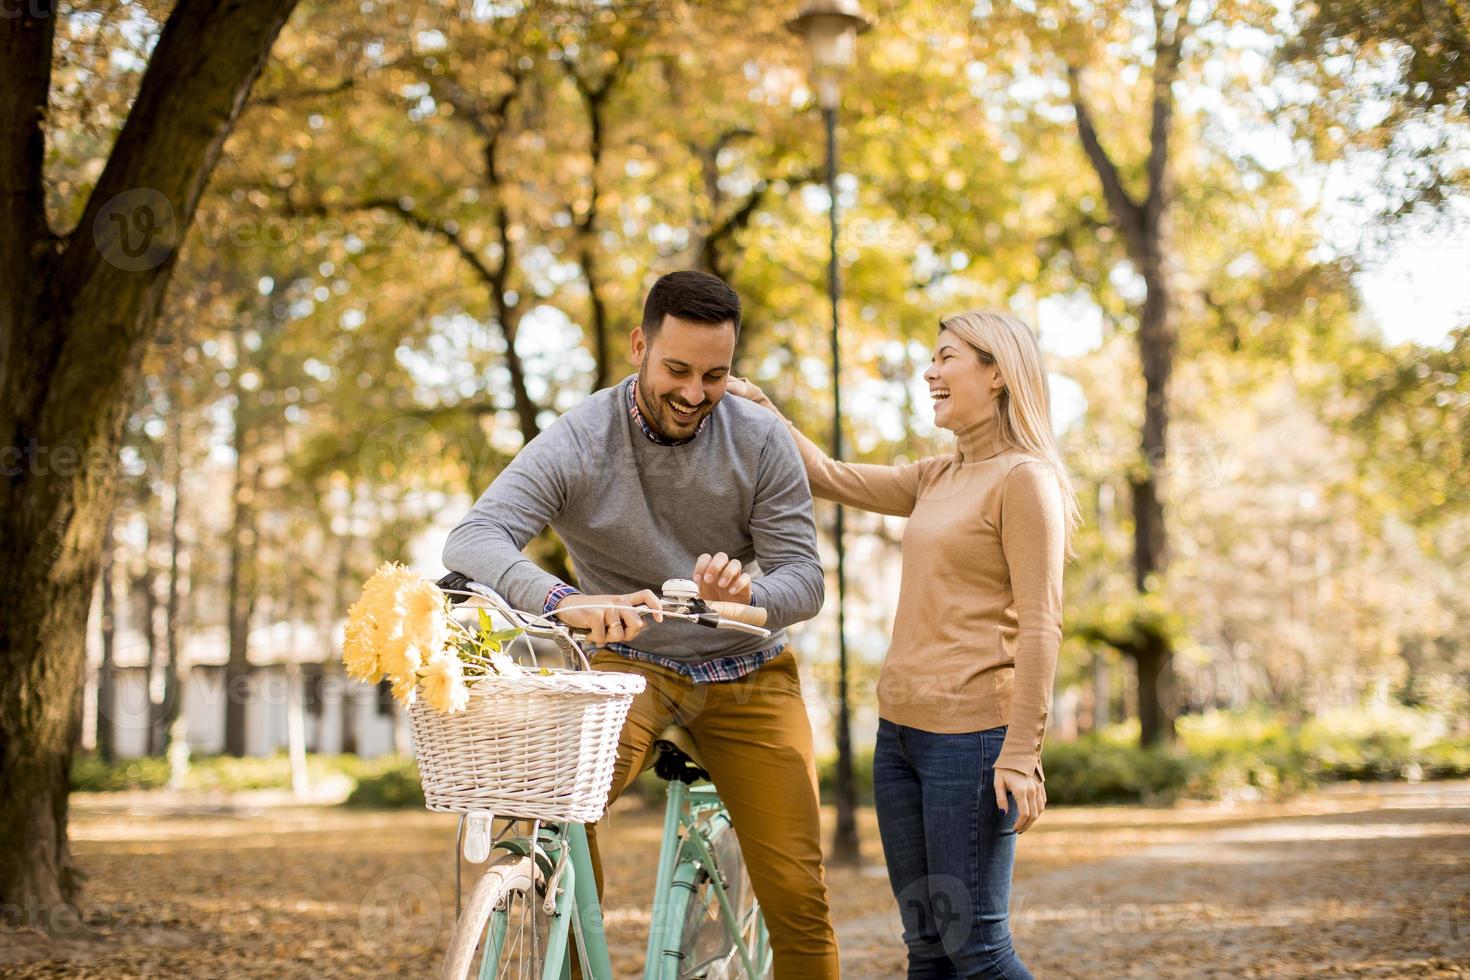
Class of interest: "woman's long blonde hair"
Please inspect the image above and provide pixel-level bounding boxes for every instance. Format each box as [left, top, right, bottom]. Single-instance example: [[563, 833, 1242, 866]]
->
[[939, 309, 1082, 554]]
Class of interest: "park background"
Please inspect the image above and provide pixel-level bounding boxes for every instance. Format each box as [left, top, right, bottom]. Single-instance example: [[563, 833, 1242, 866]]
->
[[1, 0, 1467, 976]]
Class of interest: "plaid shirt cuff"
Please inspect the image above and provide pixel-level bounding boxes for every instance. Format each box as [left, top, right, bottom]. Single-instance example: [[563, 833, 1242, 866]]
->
[[544, 583, 581, 616]]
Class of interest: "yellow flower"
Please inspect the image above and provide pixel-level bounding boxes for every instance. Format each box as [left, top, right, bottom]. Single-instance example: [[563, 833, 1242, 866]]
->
[[361, 562, 412, 617], [378, 632, 422, 705], [341, 615, 382, 683], [342, 563, 464, 708], [399, 578, 450, 662], [418, 656, 469, 714]]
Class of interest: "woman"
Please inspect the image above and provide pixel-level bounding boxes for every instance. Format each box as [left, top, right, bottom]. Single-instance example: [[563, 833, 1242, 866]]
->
[[729, 309, 1077, 979]]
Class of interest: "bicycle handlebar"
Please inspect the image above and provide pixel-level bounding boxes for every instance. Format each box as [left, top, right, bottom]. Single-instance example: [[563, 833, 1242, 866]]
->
[[702, 600, 768, 628], [437, 572, 772, 641]]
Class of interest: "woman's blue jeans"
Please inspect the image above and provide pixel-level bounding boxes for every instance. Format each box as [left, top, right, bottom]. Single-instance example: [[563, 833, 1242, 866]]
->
[[873, 719, 1034, 979]]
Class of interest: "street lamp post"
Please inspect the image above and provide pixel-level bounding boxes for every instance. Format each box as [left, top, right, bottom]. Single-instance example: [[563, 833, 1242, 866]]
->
[[786, 0, 872, 867]]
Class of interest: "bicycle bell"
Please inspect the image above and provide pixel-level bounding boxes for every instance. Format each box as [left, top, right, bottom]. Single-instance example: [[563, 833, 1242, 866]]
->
[[661, 578, 702, 613]]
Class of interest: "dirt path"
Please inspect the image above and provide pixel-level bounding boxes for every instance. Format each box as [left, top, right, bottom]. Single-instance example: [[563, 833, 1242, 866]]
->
[[2, 781, 1465, 977], [833, 781, 1470, 978]]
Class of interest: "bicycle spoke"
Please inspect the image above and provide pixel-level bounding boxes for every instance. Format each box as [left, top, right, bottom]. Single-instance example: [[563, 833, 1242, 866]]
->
[[475, 879, 554, 979]]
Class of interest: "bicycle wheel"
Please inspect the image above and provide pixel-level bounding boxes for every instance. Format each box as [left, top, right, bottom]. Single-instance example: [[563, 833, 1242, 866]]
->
[[668, 817, 772, 979], [443, 853, 556, 980]]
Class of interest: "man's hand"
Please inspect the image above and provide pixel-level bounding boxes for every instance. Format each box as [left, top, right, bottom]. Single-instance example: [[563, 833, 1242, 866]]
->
[[994, 766, 1046, 834], [553, 591, 663, 646], [694, 552, 753, 605]]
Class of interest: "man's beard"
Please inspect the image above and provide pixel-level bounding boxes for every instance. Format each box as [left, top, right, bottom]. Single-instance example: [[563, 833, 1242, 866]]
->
[[637, 365, 708, 440]]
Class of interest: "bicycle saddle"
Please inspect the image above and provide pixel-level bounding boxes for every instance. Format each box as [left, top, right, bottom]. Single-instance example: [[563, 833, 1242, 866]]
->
[[649, 726, 710, 784]]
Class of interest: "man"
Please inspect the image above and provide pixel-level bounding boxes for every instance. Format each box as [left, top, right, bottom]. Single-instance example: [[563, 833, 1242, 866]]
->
[[442, 270, 839, 977]]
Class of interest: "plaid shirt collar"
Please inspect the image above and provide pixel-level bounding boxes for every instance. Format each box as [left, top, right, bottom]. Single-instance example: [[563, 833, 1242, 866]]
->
[[628, 378, 710, 446]]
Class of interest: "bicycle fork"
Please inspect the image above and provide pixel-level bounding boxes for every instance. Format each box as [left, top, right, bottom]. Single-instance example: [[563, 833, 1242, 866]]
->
[[564, 822, 614, 980]]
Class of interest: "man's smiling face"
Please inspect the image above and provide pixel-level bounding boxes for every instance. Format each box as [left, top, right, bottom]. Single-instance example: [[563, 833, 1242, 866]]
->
[[630, 314, 737, 440]]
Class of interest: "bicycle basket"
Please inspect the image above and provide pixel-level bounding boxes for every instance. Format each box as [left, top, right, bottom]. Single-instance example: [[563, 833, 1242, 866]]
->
[[408, 668, 645, 822]]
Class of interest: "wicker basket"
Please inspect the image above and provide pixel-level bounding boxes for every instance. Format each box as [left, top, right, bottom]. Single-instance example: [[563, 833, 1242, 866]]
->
[[408, 668, 646, 822]]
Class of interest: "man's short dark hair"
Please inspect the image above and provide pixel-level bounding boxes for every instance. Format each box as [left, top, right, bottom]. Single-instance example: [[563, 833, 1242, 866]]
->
[[641, 270, 741, 341]]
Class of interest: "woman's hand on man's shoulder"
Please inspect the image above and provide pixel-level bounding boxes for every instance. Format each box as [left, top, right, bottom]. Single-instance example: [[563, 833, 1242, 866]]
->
[[726, 375, 775, 412]]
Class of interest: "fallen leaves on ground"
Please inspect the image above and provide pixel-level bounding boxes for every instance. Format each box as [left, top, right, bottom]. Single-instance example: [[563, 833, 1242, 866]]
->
[[2, 781, 1466, 978]]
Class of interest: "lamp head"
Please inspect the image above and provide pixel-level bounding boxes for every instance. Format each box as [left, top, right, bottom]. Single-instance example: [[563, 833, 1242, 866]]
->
[[786, 0, 874, 109]]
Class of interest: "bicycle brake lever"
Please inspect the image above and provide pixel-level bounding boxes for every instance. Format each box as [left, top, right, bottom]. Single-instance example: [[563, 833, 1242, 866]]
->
[[437, 570, 474, 605], [658, 579, 771, 637]]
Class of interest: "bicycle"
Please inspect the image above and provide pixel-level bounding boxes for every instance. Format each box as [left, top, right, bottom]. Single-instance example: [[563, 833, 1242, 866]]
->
[[431, 574, 775, 980]]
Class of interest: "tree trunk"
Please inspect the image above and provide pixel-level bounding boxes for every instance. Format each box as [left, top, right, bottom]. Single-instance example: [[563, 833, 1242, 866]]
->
[[96, 517, 117, 763], [575, 86, 612, 392], [157, 372, 185, 752], [1132, 245, 1174, 594], [1066, 15, 1186, 747], [224, 420, 259, 758], [285, 563, 309, 794], [333, 490, 357, 755], [1131, 247, 1179, 747], [491, 214, 541, 443], [138, 514, 161, 756], [0, 0, 299, 915], [581, 242, 613, 392], [1135, 633, 1176, 747], [1091, 648, 1110, 732]]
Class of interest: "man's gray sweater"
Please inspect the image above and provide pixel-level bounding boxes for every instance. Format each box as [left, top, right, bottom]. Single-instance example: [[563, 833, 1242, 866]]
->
[[442, 376, 825, 663]]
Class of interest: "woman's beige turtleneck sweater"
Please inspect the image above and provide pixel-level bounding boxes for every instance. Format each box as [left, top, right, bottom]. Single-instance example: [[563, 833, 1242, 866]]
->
[[751, 389, 1065, 781]]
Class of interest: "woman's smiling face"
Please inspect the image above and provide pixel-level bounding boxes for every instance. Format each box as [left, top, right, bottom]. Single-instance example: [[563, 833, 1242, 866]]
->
[[923, 327, 1004, 432]]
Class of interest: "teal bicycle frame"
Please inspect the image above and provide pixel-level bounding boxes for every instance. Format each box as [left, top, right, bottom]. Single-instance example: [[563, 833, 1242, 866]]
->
[[644, 780, 768, 977], [473, 777, 770, 979]]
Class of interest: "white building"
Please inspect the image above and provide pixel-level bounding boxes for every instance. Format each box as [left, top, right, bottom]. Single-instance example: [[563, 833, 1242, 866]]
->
[[83, 618, 407, 760]]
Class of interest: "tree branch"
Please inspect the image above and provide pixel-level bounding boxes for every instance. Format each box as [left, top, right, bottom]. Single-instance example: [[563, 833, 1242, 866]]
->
[[697, 167, 819, 277], [0, 0, 58, 412], [0, 1, 55, 252], [1067, 63, 1148, 262], [423, 70, 505, 143], [566, 72, 613, 387], [1144, 1, 1185, 221], [287, 192, 541, 440], [289, 194, 500, 288], [44, 0, 300, 445], [698, 181, 770, 275], [250, 76, 358, 108]]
